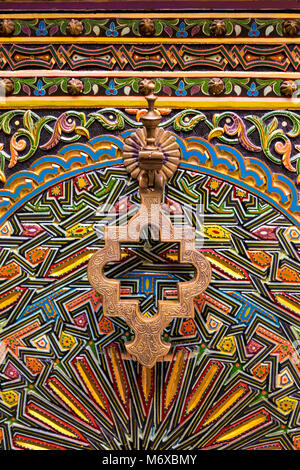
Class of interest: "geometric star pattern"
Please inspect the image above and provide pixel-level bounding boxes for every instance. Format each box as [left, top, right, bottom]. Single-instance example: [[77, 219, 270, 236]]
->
[[0, 165, 299, 450]]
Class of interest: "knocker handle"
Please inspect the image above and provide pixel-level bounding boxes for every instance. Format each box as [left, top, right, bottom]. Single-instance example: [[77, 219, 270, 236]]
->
[[88, 78, 212, 368]]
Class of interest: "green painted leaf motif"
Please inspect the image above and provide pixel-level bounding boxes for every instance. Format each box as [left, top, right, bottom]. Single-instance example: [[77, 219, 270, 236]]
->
[[11, 79, 21, 95], [13, 19, 38, 36], [223, 78, 250, 95], [159, 19, 179, 35], [155, 78, 178, 93], [185, 19, 206, 26], [284, 113, 300, 138], [297, 156, 300, 182], [43, 77, 69, 93], [117, 19, 140, 36], [81, 19, 109, 35], [44, 19, 69, 35], [154, 19, 163, 36], [276, 21, 283, 36], [246, 114, 291, 166], [81, 78, 107, 94], [200, 79, 211, 95], [256, 78, 281, 95], [233, 19, 251, 26], [173, 111, 205, 132], [223, 78, 233, 95], [32, 116, 54, 142], [58, 20, 69, 36], [184, 78, 209, 94], [68, 111, 87, 128], [0, 111, 23, 134], [259, 111, 300, 139], [23, 111, 34, 132], [58, 78, 69, 94], [267, 117, 278, 134], [202, 21, 211, 36], [11, 78, 37, 95], [114, 77, 140, 93], [223, 19, 234, 36], [91, 112, 125, 131], [273, 81, 282, 96], [81, 19, 92, 35]]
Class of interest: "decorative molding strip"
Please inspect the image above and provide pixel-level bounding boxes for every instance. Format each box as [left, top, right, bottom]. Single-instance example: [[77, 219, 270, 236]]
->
[[1, 44, 300, 73], [0, 16, 300, 45], [2, 14, 300, 19], [1, 76, 298, 99], [1, 16, 300, 40], [0, 132, 299, 226], [2, 37, 300, 45], [0, 1, 298, 11], [0, 96, 299, 109], [1, 71, 300, 78], [3, 37, 300, 45], [0, 108, 299, 184]]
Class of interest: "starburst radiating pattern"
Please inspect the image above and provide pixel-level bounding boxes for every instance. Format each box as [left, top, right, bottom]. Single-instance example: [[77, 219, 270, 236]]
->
[[0, 166, 299, 450]]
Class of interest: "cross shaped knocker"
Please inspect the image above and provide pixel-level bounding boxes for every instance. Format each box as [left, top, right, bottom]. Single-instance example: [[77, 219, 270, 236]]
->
[[88, 79, 211, 368]]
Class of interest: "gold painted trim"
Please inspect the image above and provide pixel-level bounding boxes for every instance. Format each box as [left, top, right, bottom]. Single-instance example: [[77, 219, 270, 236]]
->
[[2, 37, 300, 44], [1, 96, 300, 110], [1, 70, 300, 80]]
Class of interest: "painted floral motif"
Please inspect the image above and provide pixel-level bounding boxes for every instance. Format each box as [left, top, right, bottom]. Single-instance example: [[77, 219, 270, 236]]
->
[[5, 76, 297, 98], [0, 108, 299, 185], [106, 22, 118, 37], [1, 17, 289, 37], [35, 21, 48, 36]]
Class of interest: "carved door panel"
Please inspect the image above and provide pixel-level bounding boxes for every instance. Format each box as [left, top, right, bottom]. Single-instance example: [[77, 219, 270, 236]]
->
[[0, 6, 299, 452]]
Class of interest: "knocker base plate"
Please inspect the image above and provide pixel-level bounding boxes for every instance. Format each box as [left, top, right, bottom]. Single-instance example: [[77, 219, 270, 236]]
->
[[88, 190, 211, 368]]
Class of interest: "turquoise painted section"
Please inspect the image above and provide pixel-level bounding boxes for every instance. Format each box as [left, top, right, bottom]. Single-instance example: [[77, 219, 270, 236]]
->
[[0, 132, 299, 227]]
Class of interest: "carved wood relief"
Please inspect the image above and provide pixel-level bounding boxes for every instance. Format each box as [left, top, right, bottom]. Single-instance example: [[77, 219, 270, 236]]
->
[[0, 4, 299, 452]]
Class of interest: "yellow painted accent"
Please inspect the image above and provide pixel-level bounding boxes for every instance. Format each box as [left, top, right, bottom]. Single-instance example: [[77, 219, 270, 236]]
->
[[244, 307, 252, 320], [14, 439, 60, 450], [165, 349, 185, 409], [217, 335, 237, 355], [0, 390, 19, 407], [66, 224, 94, 239], [203, 253, 246, 280], [276, 396, 297, 414], [216, 413, 267, 443], [2, 36, 300, 45], [27, 407, 78, 438], [109, 347, 127, 404], [2, 96, 300, 110], [0, 291, 22, 310], [204, 225, 231, 241], [59, 332, 76, 350], [49, 250, 97, 277], [47, 380, 90, 423], [2, 71, 300, 80], [75, 360, 106, 410], [141, 366, 152, 402], [204, 386, 246, 426], [275, 295, 300, 315], [166, 253, 179, 261], [186, 363, 219, 414]]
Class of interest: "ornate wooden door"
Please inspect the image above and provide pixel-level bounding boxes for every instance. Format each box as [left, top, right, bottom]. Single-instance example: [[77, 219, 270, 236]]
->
[[0, 3, 299, 452]]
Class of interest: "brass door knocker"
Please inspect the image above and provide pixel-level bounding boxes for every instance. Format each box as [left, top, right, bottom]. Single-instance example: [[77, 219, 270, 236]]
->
[[88, 80, 211, 368]]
